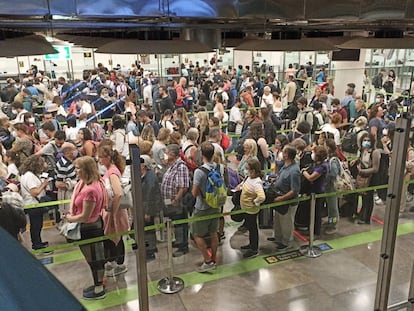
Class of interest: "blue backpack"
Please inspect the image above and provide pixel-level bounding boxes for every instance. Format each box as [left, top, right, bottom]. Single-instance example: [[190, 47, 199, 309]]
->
[[199, 165, 227, 208]]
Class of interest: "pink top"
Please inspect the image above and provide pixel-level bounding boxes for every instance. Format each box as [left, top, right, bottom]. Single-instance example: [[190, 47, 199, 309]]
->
[[104, 165, 121, 181], [72, 181, 105, 223]]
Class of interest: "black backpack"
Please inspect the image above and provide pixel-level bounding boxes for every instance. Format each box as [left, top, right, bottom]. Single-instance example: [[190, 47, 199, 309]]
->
[[342, 128, 365, 154], [307, 111, 320, 134]]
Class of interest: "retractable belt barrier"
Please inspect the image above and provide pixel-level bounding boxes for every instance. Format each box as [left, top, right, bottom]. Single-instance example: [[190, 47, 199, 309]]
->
[[30, 180, 404, 255]]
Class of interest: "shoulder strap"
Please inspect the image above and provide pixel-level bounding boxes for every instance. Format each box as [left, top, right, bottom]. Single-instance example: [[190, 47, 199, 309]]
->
[[183, 144, 194, 154]]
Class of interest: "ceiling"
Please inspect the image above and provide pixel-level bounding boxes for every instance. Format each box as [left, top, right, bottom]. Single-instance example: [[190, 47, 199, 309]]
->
[[0, 0, 413, 34], [1, 0, 414, 51]]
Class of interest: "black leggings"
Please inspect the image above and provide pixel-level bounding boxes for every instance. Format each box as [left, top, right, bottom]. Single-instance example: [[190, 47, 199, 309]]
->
[[244, 213, 259, 251], [79, 218, 105, 286], [104, 238, 125, 265]]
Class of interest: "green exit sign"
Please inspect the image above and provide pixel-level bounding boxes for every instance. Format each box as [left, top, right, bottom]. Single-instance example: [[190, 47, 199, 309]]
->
[[45, 46, 71, 60]]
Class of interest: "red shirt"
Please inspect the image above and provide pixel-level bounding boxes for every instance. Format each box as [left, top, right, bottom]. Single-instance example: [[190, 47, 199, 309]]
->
[[175, 84, 185, 106]]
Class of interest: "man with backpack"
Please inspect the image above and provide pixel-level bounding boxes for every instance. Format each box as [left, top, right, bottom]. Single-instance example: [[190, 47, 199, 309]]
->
[[191, 142, 227, 272]]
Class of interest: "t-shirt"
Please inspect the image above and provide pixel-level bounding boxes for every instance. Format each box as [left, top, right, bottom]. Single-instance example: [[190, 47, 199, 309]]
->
[[20, 171, 45, 205], [229, 106, 243, 134], [40, 141, 59, 156], [274, 162, 301, 198], [73, 181, 105, 223], [193, 162, 219, 211], [310, 162, 328, 194]]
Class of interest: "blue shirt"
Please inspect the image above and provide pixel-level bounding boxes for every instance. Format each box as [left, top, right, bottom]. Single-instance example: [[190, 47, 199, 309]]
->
[[274, 162, 301, 198]]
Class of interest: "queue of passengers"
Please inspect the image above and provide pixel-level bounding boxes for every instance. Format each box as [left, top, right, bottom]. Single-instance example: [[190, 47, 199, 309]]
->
[[0, 62, 412, 300]]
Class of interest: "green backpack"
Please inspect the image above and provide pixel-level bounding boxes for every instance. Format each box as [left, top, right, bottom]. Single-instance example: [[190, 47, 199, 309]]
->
[[199, 165, 227, 208]]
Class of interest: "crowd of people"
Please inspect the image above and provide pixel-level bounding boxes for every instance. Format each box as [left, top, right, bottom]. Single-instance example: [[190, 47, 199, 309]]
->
[[0, 60, 412, 301]]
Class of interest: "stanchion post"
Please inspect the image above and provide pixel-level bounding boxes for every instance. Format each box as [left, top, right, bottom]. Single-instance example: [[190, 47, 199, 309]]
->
[[157, 218, 184, 294], [374, 115, 410, 311], [299, 193, 322, 258], [129, 144, 149, 311], [407, 260, 414, 311]]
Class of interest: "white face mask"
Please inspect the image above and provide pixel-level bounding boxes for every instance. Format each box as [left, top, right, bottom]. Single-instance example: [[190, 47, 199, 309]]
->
[[11, 109, 17, 114], [28, 117, 35, 123], [375, 98, 380, 103], [311, 153, 316, 161], [382, 128, 388, 136]]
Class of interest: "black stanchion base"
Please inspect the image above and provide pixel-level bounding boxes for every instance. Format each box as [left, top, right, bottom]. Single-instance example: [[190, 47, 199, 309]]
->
[[299, 245, 322, 258], [157, 277, 185, 294]]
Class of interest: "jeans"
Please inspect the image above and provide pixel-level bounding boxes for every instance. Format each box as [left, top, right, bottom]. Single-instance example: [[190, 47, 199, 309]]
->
[[325, 187, 339, 226], [226, 136, 239, 154]]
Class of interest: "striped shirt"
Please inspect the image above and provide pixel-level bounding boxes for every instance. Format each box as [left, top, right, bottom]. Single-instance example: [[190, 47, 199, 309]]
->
[[56, 156, 76, 182]]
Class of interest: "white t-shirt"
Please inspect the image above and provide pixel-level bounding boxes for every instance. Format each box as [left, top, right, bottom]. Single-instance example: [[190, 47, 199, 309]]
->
[[321, 123, 341, 146], [261, 93, 274, 107], [80, 102, 92, 115], [65, 127, 79, 141], [20, 171, 45, 205], [229, 106, 243, 134], [143, 84, 153, 106]]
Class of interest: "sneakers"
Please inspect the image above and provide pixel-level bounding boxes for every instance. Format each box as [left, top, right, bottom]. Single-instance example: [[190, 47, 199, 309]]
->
[[198, 261, 216, 273], [240, 244, 251, 250], [275, 243, 290, 251], [267, 237, 276, 242], [324, 226, 338, 235], [82, 288, 106, 300], [237, 226, 248, 233], [32, 244, 53, 255], [173, 248, 189, 257], [105, 264, 128, 277], [243, 249, 259, 259], [407, 193, 413, 202]]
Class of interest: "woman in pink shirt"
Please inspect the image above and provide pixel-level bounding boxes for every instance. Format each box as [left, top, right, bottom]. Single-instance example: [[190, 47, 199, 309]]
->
[[98, 143, 130, 278], [66, 156, 107, 300]]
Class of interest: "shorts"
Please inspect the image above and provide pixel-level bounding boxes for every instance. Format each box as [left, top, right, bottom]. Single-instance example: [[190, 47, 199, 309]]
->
[[191, 208, 220, 238]]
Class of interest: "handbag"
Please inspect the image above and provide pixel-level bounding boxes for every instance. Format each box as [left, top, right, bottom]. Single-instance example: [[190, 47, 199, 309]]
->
[[230, 204, 244, 222], [59, 221, 81, 240], [119, 179, 132, 209], [227, 121, 237, 133], [355, 174, 371, 189]]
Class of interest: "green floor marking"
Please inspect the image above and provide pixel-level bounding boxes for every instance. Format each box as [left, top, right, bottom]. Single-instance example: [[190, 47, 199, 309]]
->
[[44, 239, 134, 266], [81, 221, 414, 311]]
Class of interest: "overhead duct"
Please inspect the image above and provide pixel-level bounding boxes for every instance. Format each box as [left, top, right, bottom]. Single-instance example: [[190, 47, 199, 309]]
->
[[95, 39, 214, 54], [182, 29, 222, 49], [338, 37, 414, 49], [235, 38, 337, 51]]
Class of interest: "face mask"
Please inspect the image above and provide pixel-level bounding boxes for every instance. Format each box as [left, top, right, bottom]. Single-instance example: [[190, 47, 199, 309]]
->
[[244, 169, 249, 177], [362, 141, 371, 149], [28, 117, 35, 123], [382, 128, 388, 136], [311, 153, 315, 161], [375, 98, 380, 103], [331, 106, 337, 111], [11, 109, 17, 114]]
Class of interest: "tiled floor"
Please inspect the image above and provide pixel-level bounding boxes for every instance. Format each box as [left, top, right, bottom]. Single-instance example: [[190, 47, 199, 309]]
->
[[26, 197, 414, 311]]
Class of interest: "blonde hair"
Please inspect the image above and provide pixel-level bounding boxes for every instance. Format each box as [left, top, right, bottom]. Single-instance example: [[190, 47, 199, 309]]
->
[[74, 156, 100, 185], [243, 138, 257, 157], [138, 140, 154, 155]]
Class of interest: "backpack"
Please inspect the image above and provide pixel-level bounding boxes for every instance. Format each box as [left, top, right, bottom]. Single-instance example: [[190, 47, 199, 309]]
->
[[199, 164, 227, 208], [220, 132, 230, 150], [329, 157, 354, 192], [43, 142, 60, 179], [227, 167, 241, 190], [344, 99, 354, 121], [180, 144, 198, 172], [342, 128, 365, 154], [307, 111, 320, 134], [372, 74, 382, 89]]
